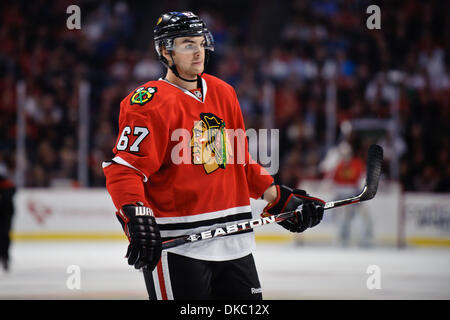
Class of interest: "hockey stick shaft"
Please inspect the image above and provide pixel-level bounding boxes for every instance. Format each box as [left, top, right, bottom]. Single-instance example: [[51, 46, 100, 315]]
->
[[162, 197, 361, 250], [162, 210, 296, 250], [162, 144, 383, 250]]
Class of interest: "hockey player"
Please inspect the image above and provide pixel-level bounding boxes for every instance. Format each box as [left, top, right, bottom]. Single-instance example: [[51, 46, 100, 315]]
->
[[0, 156, 14, 272], [103, 11, 325, 300]]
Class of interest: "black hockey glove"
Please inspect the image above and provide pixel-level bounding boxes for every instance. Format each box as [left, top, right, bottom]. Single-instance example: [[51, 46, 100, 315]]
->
[[263, 185, 325, 233], [116, 204, 162, 271]]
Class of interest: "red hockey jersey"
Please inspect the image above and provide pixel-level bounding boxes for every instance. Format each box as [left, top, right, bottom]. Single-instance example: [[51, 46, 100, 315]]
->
[[103, 73, 274, 260]]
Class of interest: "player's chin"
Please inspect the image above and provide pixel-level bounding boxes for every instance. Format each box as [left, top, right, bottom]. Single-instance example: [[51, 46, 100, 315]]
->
[[190, 63, 204, 74]]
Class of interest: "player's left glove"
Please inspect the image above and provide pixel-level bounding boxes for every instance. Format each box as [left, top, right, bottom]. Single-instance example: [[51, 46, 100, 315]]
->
[[262, 185, 325, 233]]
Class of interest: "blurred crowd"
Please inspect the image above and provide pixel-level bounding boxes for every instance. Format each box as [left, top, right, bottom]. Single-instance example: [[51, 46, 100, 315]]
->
[[0, 0, 448, 192]]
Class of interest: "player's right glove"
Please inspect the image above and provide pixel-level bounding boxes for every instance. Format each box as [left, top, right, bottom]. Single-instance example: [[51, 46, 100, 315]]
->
[[262, 185, 325, 233], [116, 204, 162, 271]]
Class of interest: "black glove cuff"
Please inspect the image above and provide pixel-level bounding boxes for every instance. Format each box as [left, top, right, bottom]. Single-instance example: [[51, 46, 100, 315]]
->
[[266, 185, 294, 215], [266, 185, 311, 215]]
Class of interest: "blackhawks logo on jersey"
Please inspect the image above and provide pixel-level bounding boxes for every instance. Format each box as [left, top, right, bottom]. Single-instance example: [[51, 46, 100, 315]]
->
[[190, 113, 232, 174], [130, 87, 157, 106]]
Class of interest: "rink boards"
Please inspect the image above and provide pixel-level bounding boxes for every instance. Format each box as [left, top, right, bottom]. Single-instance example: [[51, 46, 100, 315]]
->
[[10, 183, 450, 247]]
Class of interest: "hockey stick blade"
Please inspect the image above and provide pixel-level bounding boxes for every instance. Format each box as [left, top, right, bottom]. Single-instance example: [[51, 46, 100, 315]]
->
[[323, 144, 383, 209], [360, 144, 383, 201]]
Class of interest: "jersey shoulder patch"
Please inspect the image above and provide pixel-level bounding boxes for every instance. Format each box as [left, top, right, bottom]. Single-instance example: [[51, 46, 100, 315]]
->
[[130, 86, 158, 106]]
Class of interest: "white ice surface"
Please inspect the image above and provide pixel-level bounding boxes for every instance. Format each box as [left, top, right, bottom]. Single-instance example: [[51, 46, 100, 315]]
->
[[0, 241, 449, 300]]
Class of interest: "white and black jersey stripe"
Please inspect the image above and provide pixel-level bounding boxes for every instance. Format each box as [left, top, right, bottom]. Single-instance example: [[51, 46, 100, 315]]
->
[[156, 205, 256, 261]]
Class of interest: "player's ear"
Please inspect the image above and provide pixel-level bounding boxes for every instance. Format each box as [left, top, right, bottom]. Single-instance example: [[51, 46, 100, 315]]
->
[[161, 45, 174, 63]]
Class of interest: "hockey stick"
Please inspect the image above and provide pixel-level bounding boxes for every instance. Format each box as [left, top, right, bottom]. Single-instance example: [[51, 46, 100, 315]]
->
[[162, 144, 383, 250]]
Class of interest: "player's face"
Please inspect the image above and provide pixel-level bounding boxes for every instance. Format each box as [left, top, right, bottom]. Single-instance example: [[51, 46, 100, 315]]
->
[[171, 36, 205, 78]]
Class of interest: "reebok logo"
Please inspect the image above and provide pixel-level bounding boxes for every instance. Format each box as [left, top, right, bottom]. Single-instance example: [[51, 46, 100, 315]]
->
[[251, 287, 262, 294], [135, 206, 154, 217]]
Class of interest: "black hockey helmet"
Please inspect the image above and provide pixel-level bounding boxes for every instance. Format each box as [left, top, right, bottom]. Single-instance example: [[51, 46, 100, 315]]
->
[[154, 11, 214, 82]]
